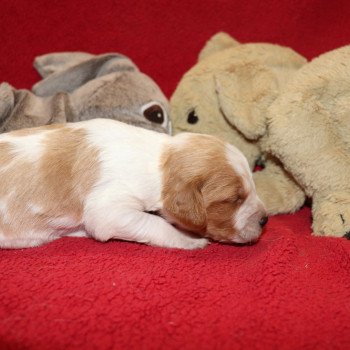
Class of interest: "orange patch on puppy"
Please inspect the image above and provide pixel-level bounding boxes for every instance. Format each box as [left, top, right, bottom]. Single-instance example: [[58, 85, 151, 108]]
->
[[9, 123, 63, 137], [38, 127, 100, 220], [0, 142, 14, 167], [0, 126, 100, 240], [161, 134, 247, 241]]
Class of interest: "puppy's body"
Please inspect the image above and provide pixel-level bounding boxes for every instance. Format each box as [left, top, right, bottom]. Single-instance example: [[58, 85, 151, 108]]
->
[[0, 119, 266, 249]]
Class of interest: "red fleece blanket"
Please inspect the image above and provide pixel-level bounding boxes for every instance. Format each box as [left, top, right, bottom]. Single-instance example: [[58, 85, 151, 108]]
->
[[1, 1, 350, 349]]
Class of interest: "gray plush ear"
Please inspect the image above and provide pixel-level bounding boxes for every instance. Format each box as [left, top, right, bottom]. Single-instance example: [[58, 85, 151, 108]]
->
[[198, 32, 240, 61], [0, 83, 15, 126], [32, 54, 138, 97], [214, 64, 278, 140], [34, 52, 95, 78]]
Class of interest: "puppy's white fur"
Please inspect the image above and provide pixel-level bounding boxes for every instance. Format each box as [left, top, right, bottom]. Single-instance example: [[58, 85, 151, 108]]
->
[[0, 119, 266, 249]]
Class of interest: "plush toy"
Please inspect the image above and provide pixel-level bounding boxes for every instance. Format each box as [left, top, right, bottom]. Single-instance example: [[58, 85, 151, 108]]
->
[[0, 52, 171, 134], [171, 32, 350, 238], [171, 32, 307, 214], [262, 45, 350, 238]]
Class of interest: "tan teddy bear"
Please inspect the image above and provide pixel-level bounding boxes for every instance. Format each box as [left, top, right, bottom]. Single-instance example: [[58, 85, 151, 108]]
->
[[171, 33, 307, 215], [171, 32, 350, 238], [262, 45, 350, 238]]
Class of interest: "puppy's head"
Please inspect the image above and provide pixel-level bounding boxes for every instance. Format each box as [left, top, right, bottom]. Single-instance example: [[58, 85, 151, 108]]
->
[[161, 134, 267, 244]]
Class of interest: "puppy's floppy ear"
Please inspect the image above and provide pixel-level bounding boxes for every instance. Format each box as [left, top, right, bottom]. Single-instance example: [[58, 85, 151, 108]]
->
[[198, 32, 240, 62], [32, 53, 138, 97], [163, 181, 207, 232], [214, 63, 278, 140], [161, 147, 207, 232]]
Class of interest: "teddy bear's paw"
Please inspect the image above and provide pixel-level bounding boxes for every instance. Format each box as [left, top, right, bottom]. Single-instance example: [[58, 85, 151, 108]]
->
[[0, 83, 15, 122], [312, 194, 350, 238]]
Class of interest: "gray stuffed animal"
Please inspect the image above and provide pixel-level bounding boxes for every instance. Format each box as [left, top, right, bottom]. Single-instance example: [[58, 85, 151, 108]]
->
[[0, 52, 171, 134]]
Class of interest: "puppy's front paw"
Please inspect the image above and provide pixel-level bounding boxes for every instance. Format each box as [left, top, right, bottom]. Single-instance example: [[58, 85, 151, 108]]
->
[[173, 237, 209, 250], [186, 237, 209, 250]]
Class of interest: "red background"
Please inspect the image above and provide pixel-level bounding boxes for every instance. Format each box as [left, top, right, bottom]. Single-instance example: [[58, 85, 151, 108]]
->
[[1, 1, 350, 349]]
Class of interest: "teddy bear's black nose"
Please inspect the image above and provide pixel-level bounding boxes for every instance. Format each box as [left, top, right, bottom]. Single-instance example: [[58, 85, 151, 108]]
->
[[259, 216, 268, 227]]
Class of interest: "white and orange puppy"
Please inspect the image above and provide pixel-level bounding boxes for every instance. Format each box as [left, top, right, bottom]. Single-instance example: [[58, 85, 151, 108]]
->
[[0, 119, 267, 249]]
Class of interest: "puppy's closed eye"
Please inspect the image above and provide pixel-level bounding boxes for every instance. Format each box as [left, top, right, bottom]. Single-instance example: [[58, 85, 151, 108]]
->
[[217, 196, 244, 206]]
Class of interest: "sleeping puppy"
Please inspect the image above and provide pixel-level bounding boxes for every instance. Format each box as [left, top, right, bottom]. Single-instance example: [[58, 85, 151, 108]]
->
[[0, 119, 267, 249]]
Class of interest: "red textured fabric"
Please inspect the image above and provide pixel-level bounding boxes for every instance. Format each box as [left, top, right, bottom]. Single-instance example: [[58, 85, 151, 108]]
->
[[1, 1, 350, 349]]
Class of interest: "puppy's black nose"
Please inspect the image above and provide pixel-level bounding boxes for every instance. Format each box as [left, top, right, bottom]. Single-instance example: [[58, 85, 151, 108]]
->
[[259, 216, 268, 228]]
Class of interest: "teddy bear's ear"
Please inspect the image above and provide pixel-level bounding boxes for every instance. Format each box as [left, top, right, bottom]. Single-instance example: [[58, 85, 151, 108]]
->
[[32, 53, 138, 97], [198, 32, 240, 61], [214, 63, 278, 140]]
